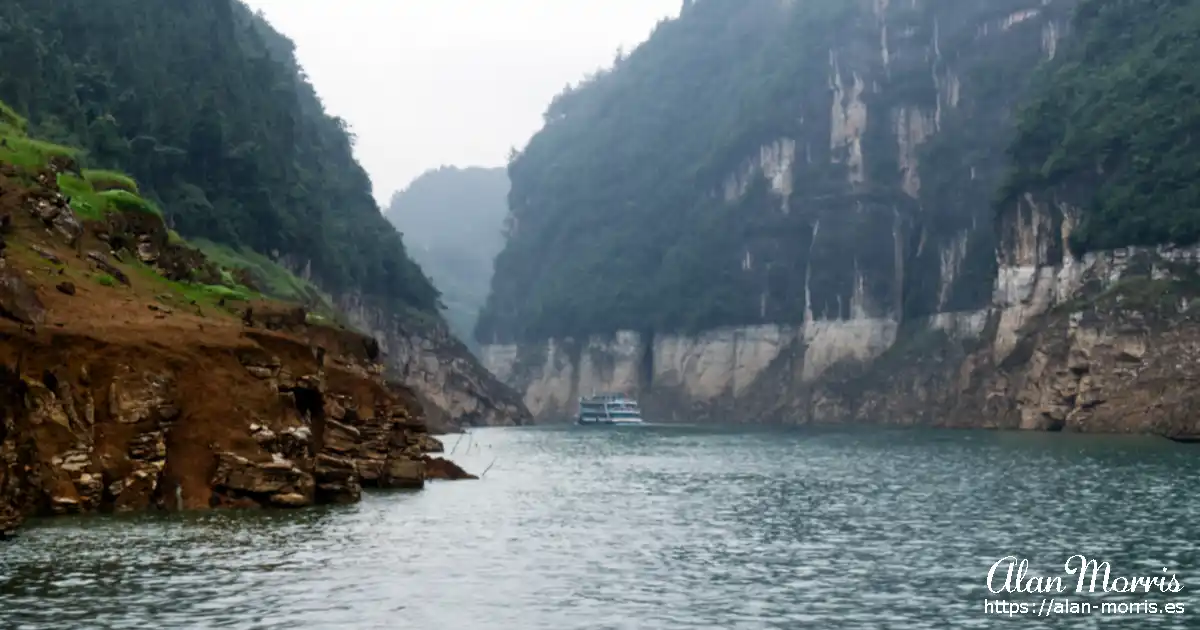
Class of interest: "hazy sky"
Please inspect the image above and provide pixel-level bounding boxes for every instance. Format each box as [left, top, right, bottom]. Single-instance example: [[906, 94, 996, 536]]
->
[[242, 0, 680, 205]]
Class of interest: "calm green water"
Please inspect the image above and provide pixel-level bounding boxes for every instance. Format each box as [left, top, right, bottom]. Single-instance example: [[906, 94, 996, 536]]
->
[[1, 425, 1198, 629]]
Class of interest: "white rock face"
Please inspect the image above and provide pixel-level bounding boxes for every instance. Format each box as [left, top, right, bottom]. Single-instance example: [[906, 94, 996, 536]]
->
[[895, 106, 936, 198], [723, 138, 796, 212], [521, 339, 577, 419], [480, 316, 911, 419], [480, 344, 519, 382], [801, 318, 898, 382], [829, 52, 867, 184], [928, 310, 990, 339], [578, 331, 643, 395], [990, 195, 1200, 362], [654, 325, 796, 399]]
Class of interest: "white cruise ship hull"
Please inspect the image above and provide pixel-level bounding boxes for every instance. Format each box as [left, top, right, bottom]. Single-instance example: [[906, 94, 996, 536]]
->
[[577, 415, 645, 425], [576, 392, 646, 425]]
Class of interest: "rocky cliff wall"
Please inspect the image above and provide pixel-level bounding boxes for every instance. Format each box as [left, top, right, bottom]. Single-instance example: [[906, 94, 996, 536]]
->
[[336, 294, 533, 430], [274, 259, 534, 430], [483, 196, 1200, 438], [481, 0, 1078, 423], [801, 196, 1200, 436], [481, 0, 1200, 436]]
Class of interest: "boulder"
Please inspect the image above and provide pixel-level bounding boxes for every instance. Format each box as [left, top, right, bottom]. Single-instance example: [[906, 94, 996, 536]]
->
[[419, 434, 445, 453], [85, 251, 130, 286], [381, 458, 425, 489], [313, 454, 361, 504], [0, 506, 20, 539], [422, 456, 478, 481], [321, 419, 361, 455], [210, 452, 315, 508], [243, 301, 307, 332], [0, 264, 45, 325]]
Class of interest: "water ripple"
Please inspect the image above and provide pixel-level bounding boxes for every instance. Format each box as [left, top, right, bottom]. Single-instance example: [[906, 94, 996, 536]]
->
[[1, 426, 1196, 629]]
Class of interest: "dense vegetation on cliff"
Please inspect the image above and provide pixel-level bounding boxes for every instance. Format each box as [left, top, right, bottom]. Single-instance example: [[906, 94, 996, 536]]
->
[[1002, 0, 1200, 253], [477, 1, 854, 343], [1, 97, 318, 309], [477, 0, 1068, 343], [0, 0, 439, 316], [385, 166, 508, 348]]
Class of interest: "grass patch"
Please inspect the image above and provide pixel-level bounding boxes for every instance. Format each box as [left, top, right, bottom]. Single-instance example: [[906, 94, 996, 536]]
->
[[0, 134, 80, 169], [98, 189, 162, 216], [191, 238, 339, 317], [126, 258, 257, 312], [56, 173, 109, 220], [82, 169, 139, 193], [0, 98, 78, 169], [0, 101, 26, 131], [94, 274, 117, 287], [201, 284, 251, 301], [1097, 278, 1200, 311]]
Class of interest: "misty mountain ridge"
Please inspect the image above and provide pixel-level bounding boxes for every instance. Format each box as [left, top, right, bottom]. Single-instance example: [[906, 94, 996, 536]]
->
[[385, 165, 510, 350]]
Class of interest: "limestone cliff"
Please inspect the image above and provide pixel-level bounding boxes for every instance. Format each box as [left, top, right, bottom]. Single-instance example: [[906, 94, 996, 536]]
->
[[336, 294, 533, 430], [797, 201, 1200, 437], [481, 0, 1078, 423], [477, 0, 1200, 435]]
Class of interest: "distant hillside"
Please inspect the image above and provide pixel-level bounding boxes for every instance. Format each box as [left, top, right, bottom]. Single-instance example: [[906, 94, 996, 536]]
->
[[385, 166, 509, 348]]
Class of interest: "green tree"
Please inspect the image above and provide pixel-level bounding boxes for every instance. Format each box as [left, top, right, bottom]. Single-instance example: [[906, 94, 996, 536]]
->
[[0, 0, 440, 318]]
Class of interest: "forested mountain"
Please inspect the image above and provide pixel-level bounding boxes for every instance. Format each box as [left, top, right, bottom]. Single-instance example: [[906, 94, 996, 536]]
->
[[1001, 0, 1200, 254], [479, 0, 1200, 347], [476, 0, 1076, 344], [0, 0, 438, 318], [385, 166, 509, 350]]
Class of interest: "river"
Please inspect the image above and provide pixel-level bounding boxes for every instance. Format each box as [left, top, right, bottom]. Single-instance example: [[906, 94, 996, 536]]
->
[[1, 425, 1196, 629]]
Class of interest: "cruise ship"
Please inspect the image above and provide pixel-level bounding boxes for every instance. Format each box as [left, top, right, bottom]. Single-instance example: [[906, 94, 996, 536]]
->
[[576, 392, 645, 425]]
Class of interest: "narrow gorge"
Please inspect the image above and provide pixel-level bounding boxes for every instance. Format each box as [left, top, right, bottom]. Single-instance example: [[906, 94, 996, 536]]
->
[[478, 0, 1200, 436]]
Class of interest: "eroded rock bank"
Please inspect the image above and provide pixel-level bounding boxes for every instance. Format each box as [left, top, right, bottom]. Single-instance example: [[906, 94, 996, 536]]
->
[[0, 310, 458, 537], [0, 160, 473, 541]]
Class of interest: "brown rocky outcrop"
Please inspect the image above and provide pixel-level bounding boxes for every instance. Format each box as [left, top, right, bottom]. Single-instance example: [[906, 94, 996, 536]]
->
[[0, 315, 449, 536], [0, 261, 45, 324], [0, 165, 474, 541], [423, 456, 479, 481], [93, 204, 222, 285]]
